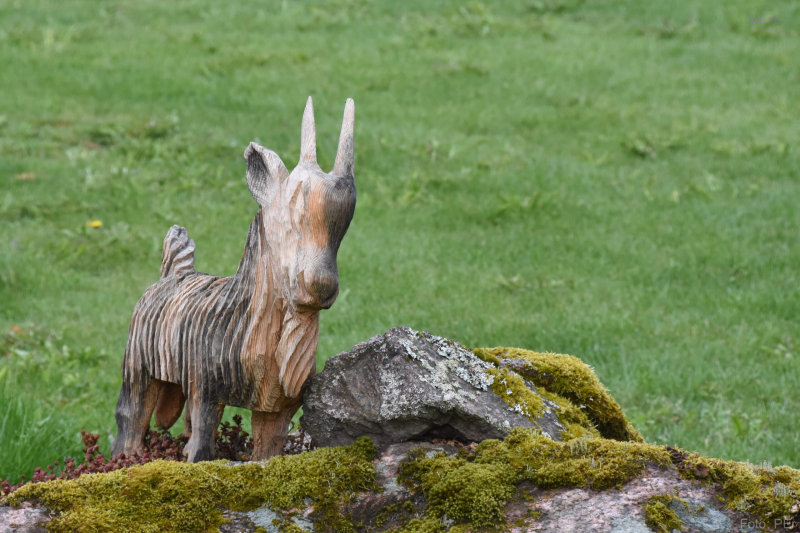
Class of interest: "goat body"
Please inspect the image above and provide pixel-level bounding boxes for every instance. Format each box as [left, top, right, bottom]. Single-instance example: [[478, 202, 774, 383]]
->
[[112, 98, 356, 462]]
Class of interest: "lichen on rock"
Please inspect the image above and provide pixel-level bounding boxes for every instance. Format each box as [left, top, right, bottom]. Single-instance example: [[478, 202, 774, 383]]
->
[[301, 328, 566, 448]]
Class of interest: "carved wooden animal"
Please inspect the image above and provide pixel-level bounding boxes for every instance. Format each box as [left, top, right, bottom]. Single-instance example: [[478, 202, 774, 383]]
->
[[112, 97, 356, 462]]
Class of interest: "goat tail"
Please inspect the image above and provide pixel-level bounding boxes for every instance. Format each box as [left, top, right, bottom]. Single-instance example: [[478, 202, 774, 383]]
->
[[160, 225, 196, 278]]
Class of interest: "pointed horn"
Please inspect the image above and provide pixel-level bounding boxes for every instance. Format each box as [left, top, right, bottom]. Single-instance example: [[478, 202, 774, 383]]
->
[[333, 98, 355, 177], [299, 96, 317, 165]]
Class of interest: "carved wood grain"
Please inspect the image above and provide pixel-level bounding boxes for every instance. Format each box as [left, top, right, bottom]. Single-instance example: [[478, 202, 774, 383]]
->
[[112, 97, 356, 462]]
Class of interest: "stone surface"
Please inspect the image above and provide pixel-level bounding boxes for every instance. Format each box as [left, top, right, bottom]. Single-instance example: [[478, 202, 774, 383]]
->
[[0, 502, 48, 533], [482, 463, 757, 533], [245, 507, 315, 533], [609, 515, 652, 533], [301, 327, 566, 448], [671, 498, 732, 533], [0, 442, 773, 533]]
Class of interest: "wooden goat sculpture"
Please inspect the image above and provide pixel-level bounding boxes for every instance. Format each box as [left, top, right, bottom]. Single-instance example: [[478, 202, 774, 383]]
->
[[112, 98, 356, 462]]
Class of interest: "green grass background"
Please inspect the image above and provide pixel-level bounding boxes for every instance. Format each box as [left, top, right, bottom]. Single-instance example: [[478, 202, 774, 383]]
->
[[1, 0, 798, 481]]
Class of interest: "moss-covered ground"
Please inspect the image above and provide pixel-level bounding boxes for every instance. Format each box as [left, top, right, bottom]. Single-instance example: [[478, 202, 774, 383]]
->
[[4, 429, 800, 533], [1, 0, 799, 482], [3, 437, 379, 533]]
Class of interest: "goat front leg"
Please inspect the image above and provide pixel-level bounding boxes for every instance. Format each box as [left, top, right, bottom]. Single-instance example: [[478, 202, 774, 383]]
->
[[251, 404, 299, 461], [183, 400, 224, 462], [112, 377, 160, 458]]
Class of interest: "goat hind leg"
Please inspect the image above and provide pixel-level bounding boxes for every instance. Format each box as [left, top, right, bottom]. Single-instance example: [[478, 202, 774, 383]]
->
[[153, 380, 185, 430]]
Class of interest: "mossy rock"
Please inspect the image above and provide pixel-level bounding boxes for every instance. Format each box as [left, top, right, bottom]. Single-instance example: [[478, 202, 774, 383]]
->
[[301, 328, 569, 447], [670, 448, 800, 526], [4, 430, 800, 533], [396, 427, 672, 532], [474, 347, 644, 442], [4, 336, 799, 533], [303, 329, 642, 448], [643, 494, 686, 532], [2, 437, 379, 533]]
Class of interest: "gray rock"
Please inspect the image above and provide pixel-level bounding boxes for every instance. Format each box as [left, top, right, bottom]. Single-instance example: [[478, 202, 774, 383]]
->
[[609, 515, 652, 533], [301, 327, 565, 448], [0, 503, 48, 533], [246, 507, 314, 533], [670, 499, 732, 533]]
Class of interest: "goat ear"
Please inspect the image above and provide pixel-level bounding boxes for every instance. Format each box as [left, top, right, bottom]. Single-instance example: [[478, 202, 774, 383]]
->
[[243, 142, 289, 206]]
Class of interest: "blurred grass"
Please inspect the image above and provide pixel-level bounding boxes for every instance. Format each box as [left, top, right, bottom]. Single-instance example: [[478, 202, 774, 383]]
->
[[1, 0, 799, 481]]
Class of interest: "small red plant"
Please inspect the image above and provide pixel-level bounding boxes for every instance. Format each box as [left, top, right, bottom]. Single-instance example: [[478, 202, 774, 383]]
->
[[1, 429, 188, 496], [1, 416, 315, 496], [215, 414, 254, 461]]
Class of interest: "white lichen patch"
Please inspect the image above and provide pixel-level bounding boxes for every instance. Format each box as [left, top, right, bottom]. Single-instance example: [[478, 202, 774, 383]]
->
[[247, 507, 315, 533], [397, 330, 494, 392], [398, 337, 421, 361], [378, 331, 504, 421], [379, 366, 426, 420], [457, 388, 477, 400], [456, 364, 494, 391]]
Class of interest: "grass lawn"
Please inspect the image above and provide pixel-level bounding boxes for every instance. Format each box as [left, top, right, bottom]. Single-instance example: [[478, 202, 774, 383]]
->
[[1, 0, 798, 481]]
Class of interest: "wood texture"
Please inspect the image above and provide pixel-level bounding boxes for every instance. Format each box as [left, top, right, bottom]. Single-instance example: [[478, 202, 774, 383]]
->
[[112, 98, 356, 462]]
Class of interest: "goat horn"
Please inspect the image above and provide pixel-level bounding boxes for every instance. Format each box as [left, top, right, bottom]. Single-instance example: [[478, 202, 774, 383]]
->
[[299, 96, 317, 165], [333, 98, 355, 177]]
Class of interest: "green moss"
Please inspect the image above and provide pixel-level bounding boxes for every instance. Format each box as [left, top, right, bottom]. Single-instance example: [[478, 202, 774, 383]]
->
[[428, 462, 517, 528], [677, 452, 800, 524], [643, 494, 685, 532], [3, 437, 379, 533], [375, 501, 417, 529], [274, 518, 310, 533], [474, 347, 643, 442], [537, 388, 599, 441], [398, 448, 513, 528], [375, 503, 396, 527], [397, 448, 468, 494], [396, 517, 474, 533], [400, 428, 671, 529], [486, 367, 544, 422], [475, 349, 501, 366], [512, 505, 542, 529], [499, 429, 668, 490], [396, 516, 446, 533], [476, 347, 602, 441]]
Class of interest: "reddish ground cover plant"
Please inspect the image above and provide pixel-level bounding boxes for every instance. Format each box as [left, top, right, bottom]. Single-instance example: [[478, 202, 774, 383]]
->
[[1, 415, 315, 496]]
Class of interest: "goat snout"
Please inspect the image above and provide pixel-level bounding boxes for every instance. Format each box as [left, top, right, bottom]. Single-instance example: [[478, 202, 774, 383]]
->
[[310, 274, 339, 309]]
